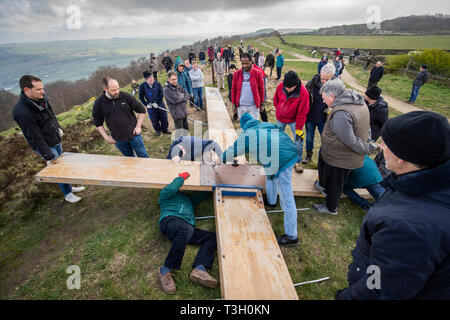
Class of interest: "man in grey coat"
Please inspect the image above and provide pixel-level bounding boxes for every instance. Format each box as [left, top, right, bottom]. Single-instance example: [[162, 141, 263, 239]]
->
[[313, 79, 379, 215], [213, 53, 226, 90], [407, 64, 429, 104], [163, 70, 190, 135]]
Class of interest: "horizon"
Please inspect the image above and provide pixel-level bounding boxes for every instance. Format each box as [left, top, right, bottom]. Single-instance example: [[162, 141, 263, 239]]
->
[[0, 0, 449, 43]]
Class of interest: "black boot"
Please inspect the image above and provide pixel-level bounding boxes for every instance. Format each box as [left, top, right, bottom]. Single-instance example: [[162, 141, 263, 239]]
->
[[302, 152, 313, 164]]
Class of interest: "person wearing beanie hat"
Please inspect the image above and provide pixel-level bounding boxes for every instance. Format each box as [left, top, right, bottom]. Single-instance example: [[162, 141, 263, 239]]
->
[[139, 70, 170, 136], [364, 85, 389, 142], [407, 65, 429, 104], [220, 113, 301, 247], [336, 111, 450, 300], [273, 70, 310, 173]]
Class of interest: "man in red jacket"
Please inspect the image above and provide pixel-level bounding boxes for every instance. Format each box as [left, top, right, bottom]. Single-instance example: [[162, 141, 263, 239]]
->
[[273, 71, 310, 173], [231, 53, 265, 120]]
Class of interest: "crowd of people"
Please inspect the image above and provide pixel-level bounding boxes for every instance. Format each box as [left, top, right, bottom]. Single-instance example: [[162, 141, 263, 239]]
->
[[11, 41, 449, 300]]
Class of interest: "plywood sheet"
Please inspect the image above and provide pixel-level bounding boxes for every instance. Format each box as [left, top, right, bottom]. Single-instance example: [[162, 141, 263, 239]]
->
[[35, 152, 205, 191], [214, 187, 299, 300]]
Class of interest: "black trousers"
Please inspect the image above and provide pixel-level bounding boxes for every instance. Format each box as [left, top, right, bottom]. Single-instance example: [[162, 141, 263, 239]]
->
[[367, 81, 378, 88], [276, 67, 282, 80], [174, 118, 189, 131], [260, 108, 268, 122], [318, 151, 351, 211], [160, 216, 217, 270]]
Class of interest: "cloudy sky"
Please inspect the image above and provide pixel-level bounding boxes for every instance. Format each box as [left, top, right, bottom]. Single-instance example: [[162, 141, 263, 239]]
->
[[0, 0, 448, 43]]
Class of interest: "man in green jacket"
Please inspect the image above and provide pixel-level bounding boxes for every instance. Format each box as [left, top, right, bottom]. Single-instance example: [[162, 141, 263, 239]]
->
[[221, 113, 300, 246], [158, 173, 218, 294]]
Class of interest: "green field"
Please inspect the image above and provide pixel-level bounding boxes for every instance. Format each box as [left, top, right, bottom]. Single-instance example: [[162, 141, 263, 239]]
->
[[284, 35, 450, 50]]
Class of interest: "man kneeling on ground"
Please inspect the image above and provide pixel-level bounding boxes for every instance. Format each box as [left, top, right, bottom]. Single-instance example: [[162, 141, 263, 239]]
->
[[158, 173, 218, 294]]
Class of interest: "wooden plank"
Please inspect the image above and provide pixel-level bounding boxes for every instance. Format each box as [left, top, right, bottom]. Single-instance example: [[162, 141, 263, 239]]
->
[[35, 152, 206, 191], [214, 187, 299, 300], [205, 87, 246, 164]]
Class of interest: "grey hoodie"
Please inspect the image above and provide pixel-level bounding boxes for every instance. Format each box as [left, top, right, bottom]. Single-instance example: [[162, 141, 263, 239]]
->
[[330, 90, 375, 155]]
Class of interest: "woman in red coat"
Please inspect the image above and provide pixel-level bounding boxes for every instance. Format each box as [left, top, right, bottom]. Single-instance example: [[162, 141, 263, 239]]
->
[[273, 71, 310, 173]]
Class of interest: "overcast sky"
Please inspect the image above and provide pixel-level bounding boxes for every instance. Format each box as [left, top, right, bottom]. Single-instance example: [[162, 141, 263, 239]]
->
[[0, 0, 448, 43]]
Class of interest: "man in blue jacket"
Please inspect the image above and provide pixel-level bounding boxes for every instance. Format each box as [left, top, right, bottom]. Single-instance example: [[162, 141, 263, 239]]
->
[[221, 113, 299, 246], [336, 111, 450, 300], [139, 71, 170, 136]]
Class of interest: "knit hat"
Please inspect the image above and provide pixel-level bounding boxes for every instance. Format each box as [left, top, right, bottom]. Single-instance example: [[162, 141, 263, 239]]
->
[[143, 71, 152, 79], [421, 64, 428, 69], [365, 86, 382, 100], [381, 111, 450, 167], [283, 71, 300, 88]]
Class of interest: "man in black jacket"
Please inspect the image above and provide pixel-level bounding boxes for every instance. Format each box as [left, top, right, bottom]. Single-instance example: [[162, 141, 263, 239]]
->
[[302, 64, 335, 165], [363, 86, 388, 142], [367, 61, 384, 88], [162, 52, 174, 73], [12, 75, 85, 203], [264, 51, 275, 78], [188, 49, 196, 65], [93, 77, 149, 158], [336, 111, 450, 300]]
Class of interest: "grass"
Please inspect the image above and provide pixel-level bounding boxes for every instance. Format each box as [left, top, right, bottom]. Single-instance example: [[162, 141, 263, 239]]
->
[[284, 35, 450, 50], [346, 64, 450, 117]]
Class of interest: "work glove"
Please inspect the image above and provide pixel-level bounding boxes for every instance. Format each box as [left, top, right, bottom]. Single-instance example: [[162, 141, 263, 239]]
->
[[178, 172, 190, 180], [295, 129, 305, 141], [190, 93, 194, 98], [370, 143, 381, 155], [323, 107, 331, 115], [58, 128, 64, 137]]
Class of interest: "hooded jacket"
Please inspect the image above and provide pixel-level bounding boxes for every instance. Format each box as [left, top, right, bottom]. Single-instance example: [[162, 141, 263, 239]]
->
[[175, 60, 193, 95], [273, 82, 309, 130], [12, 92, 61, 161], [321, 90, 372, 169], [221, 113, 298, 178], [337, 160, 450, 300], [159, 177, 212, 227]]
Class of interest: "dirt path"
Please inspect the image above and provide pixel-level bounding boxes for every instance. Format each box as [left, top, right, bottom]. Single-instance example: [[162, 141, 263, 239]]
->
[[256, 39, 426, 115]]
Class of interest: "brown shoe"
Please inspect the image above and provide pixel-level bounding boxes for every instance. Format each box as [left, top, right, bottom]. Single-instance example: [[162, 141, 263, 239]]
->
[[158, 268, 176, 294], [294, 162, 304, 173], [190, 268, 218, 288]]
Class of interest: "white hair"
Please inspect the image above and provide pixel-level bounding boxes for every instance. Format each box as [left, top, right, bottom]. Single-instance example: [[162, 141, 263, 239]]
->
[[320, 63, 336, 76], [320, 78, 346, 97]]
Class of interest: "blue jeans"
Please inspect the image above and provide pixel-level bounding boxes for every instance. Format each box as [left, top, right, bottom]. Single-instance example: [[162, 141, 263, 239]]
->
[[115, 134, 149, 158], [409, 85, 421, 102], [193, 87, 203, 107], [276, 120, 303, 163], [305, 120, 325, 153], [343, 183, 385, 210], [34, 143, 72, 196], [201, 60, 206, 65], [266, 164, 298, 238], [160, 216, 217, 270]]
